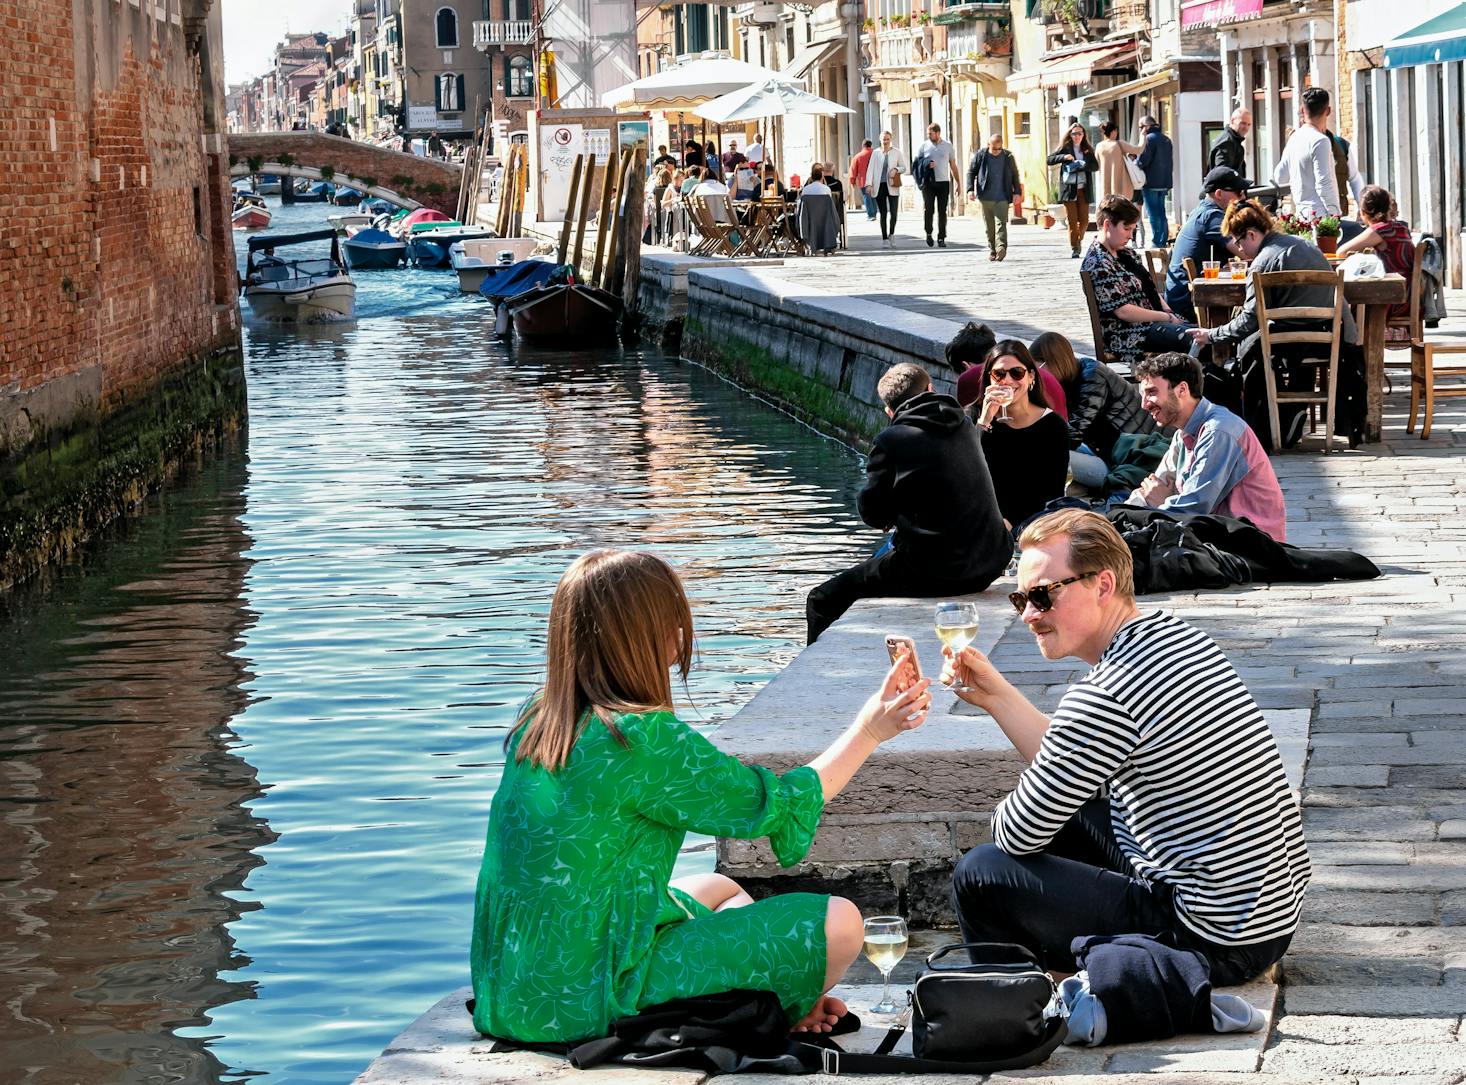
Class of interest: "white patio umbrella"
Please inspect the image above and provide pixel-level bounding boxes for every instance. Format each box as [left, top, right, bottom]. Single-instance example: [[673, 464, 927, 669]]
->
[[602, 56, 799, 111], [692, 79, 855, 123]]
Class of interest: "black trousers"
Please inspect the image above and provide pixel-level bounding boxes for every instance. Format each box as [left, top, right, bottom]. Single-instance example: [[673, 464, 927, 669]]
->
[[875, 182, 899, 238], [805, 548, 1000, 644], [922, 181, 950, 240], [951, 799, 1292, 988]]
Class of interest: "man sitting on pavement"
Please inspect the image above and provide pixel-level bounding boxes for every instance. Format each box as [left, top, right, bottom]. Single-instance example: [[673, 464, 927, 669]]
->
[[946, 508, 1310, 989], [1126, 353, 1287, 541], [805, 364, 1010, 643], [1165, 166, 1247, 322]]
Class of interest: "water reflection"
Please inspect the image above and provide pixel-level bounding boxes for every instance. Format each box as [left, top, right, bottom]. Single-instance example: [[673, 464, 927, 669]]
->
[[0, 454, 271, 1085]]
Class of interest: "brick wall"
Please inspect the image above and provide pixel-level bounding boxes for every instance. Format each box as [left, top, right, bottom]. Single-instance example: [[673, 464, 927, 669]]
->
[[227, 132, 464, 213], [0, 0, 245, 588]]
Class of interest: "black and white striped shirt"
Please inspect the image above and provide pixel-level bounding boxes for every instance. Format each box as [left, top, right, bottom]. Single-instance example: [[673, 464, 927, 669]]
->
[[991, 611, 1311, 946]]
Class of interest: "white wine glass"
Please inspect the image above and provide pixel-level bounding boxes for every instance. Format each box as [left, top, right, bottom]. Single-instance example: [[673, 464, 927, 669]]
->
[[934, 601, 980, 693], [863, 915, 908, 1014], [993, 383, 1016, 423]]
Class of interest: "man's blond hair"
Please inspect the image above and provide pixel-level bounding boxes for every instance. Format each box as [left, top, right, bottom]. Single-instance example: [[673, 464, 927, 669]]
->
[[1019, 509, 1135, 600]]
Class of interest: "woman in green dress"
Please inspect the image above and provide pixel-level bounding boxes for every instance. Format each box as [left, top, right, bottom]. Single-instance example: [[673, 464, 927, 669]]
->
[[471, 548, 932, 1043]]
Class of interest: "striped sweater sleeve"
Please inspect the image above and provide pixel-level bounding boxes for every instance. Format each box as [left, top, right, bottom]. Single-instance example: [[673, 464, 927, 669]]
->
[[991, 683, 1141, 855]]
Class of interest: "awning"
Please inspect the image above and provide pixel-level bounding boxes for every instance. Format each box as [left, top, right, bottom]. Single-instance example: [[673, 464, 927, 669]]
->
[[1383, 3, 1466, 68], [1038, 41, 1137, 89], [1180, 0, 1263, 31], [1077, 68, 1178, 111], [1007, 68, 1042, 93], [780, 36, 845, 80]]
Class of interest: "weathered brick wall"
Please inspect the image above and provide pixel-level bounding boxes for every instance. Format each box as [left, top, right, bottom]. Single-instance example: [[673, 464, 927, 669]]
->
[[227, 132, 463, 213], [0, 0, 245, 588]]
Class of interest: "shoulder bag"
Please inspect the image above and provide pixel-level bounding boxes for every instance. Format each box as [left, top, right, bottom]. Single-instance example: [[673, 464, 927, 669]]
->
[[1124, 153, 1147, 191], [793, 942, 1067, 1075]]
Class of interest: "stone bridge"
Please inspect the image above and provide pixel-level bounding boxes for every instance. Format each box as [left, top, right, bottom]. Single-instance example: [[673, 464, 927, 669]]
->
[[227, 132, 463, 214]]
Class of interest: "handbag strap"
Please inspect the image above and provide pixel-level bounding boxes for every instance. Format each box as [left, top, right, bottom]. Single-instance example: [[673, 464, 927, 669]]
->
[[792, 1013, 1067, 1076]]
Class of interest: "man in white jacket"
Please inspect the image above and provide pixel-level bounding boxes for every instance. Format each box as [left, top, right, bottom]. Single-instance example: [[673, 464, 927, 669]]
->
[[1272, 87, 1340, 219]]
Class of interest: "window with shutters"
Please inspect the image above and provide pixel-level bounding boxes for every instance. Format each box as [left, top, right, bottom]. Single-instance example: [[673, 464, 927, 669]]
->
[[436, 7, 459, 48], [437, 72, 464, 112]]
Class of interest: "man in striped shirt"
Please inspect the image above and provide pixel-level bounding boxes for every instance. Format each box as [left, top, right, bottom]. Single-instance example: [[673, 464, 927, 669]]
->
[[944, 509, 1309, 986]]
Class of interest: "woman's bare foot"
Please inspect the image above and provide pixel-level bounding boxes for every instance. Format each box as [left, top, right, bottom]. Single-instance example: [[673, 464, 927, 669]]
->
[[791, 994, 848, 1033]]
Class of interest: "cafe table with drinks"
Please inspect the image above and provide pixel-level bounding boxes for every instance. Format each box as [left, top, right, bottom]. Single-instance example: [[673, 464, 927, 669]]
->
[[1191, 256, 1406, 443]]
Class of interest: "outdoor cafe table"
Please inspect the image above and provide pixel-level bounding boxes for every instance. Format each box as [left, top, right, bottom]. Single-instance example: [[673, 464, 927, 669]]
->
[[1191, 273, 1407, 443]]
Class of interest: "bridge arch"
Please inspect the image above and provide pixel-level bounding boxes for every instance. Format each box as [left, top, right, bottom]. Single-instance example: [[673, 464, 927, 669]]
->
[[227, 132, 463, 214]]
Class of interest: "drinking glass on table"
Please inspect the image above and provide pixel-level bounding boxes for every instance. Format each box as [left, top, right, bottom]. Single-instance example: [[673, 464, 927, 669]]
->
[[934, 601, 980, 692], [863, 915, 909, 1014], [1202, 260, 1220, 279], [1226, 258, 1247, 280]]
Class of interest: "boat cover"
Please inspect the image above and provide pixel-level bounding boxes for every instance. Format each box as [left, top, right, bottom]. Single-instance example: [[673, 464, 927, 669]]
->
[[400, 208, 450, 230], [478, 259, 561, 302], [247, 229, 337, 250], [343, 228, 402, 247]]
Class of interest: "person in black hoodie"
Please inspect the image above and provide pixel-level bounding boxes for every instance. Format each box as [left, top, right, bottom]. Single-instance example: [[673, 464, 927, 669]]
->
[[806, 364, 1011, 643]]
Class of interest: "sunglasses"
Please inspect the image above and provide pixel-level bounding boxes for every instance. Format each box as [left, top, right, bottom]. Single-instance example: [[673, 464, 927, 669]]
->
[[988, 366, 1029, 382], [1008, 571, 1096, 614]]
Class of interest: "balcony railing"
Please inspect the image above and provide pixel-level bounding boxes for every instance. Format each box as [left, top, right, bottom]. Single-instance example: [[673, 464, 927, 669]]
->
[[473, 20, 534, 47]]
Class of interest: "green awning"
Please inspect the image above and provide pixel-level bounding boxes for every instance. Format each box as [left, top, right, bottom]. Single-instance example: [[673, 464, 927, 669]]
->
[[1383, 3, 1466, 68]]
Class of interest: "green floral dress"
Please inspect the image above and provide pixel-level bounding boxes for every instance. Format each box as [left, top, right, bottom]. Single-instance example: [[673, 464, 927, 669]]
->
[[470, 710, 830, 1043]]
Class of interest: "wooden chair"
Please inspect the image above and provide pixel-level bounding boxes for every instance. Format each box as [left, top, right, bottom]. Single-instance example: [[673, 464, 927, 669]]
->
[[1079, 270, 1119, 365], [1182, 256, 1198, 283], [1408, 340, 1466, 438], [1253, 269, 1345, 453], [1143, 247, 1170, 291], [687, 196, 737, 257], [1379, 246, 1424, 395]]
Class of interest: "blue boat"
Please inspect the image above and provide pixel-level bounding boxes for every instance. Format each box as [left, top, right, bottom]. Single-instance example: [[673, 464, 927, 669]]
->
[[408, 225, 497, 268], [341, 227, 406, 270]]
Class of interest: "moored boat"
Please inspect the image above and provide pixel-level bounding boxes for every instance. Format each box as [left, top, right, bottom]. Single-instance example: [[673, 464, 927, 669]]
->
[[451, 237, 540, 293], [243, 229, 356, 323], [328, 211, 375, 236], [232, 192, 271, 230], [342, 227, 407, 270], [507, 279, 621, 344], [408, 224, 496, 269]]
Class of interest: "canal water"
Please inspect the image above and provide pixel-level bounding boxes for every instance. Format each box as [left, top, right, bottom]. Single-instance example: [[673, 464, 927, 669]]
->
[[0, 199, 872, 1084]]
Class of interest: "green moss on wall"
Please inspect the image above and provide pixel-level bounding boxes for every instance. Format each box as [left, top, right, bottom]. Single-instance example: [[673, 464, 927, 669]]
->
[[0, 348, 247, 590]]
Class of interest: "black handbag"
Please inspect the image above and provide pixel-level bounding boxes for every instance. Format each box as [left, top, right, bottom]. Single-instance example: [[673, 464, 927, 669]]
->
[[793, 942, 1067, 1075]]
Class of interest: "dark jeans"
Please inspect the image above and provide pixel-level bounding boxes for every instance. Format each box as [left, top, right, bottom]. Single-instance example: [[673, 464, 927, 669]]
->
[[806, 547, 999, 644], [875, 183, 899, 238], [951, 798, 1293, 987], [1139, 321, 1197, 353], [922, 181, 950, 240], [1141, 187, 1170, 246]]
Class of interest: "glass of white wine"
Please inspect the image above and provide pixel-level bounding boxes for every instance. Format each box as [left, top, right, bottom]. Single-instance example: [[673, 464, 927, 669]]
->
[[934, 601, 980, 693], [863, 915, 909, 1014]]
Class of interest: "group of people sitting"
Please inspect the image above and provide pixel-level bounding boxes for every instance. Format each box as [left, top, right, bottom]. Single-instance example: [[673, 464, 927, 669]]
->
[[472, 524, 1310, 1046], [648, 158, 847, 256]]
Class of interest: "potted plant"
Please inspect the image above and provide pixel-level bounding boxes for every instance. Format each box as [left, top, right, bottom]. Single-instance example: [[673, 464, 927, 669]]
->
[[1314, 214, 1341, 254], [862, 16, 874, 32]]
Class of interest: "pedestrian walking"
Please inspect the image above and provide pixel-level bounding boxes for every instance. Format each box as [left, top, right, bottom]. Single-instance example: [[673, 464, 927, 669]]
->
[[966, 133, 1022, 261], [850, 139, 876, 221], [863, 131, 909, 246], [1047, 122, 1098, 258], [1135, 116, 1174, 245], [1208, 108, 1251, 174], [1094, 120, 1142, 212], [914, 123, 961, 248]]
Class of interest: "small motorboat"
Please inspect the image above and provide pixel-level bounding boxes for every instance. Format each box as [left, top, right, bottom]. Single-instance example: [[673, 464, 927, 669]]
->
[[331, 187, 365, 206], [291, 179, 334, 202], [393, 208, 450, 238], [232, 192, 271, 230], [328, 211, 375, 236], [342, 227, 406, 270], [257, 175, 283, 196], [507, 275, 622, 345], [408, 224, 496, 269], [451, 237, 539, 293], [243, 229, 356, 323]]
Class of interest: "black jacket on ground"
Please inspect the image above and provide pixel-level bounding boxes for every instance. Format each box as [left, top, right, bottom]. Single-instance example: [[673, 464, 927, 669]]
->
[[859, 391, 1010, 581], [1071, 934, 1213, 1045]]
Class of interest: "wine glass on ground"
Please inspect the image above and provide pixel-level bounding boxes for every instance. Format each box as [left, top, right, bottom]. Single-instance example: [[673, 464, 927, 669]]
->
[[935, 601, 980, 692], [863, 915, 909, 1013]]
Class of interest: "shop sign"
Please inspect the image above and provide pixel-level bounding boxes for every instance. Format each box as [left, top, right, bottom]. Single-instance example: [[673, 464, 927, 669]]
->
[[1181, 0, 1263, 30]]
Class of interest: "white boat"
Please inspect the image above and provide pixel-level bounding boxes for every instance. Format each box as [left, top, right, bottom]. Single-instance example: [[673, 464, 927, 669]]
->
[[450, 237, 541, 293], [328, 211, 374, 236], [243, 229, 356, 323]]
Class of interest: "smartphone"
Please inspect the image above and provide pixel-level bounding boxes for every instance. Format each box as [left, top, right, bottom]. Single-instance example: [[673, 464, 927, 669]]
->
[[884, 634, 922, 686]]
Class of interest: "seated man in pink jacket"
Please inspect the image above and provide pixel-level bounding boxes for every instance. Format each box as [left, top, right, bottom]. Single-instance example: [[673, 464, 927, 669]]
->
[[1126, 353, 1286, 541]]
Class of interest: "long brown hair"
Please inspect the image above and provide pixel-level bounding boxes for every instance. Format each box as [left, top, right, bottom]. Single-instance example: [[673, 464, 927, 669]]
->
[[1030, 332, 1081, 387], [514, 549, 694, 770]]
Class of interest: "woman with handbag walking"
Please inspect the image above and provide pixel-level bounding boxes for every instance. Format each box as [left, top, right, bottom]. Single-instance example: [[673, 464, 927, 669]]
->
[[470, 549, 932, 1045], [1047, 123, 1099, 258], [1094, 121, 1143, 215], [863, 130, 909, 246]]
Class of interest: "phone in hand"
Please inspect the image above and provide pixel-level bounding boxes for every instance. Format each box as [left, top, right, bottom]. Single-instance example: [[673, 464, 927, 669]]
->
[[884, 634, 921, 689]]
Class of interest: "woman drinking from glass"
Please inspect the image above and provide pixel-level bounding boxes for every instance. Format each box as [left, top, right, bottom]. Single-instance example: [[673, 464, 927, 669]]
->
[[471, 549, 932, 1044]]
